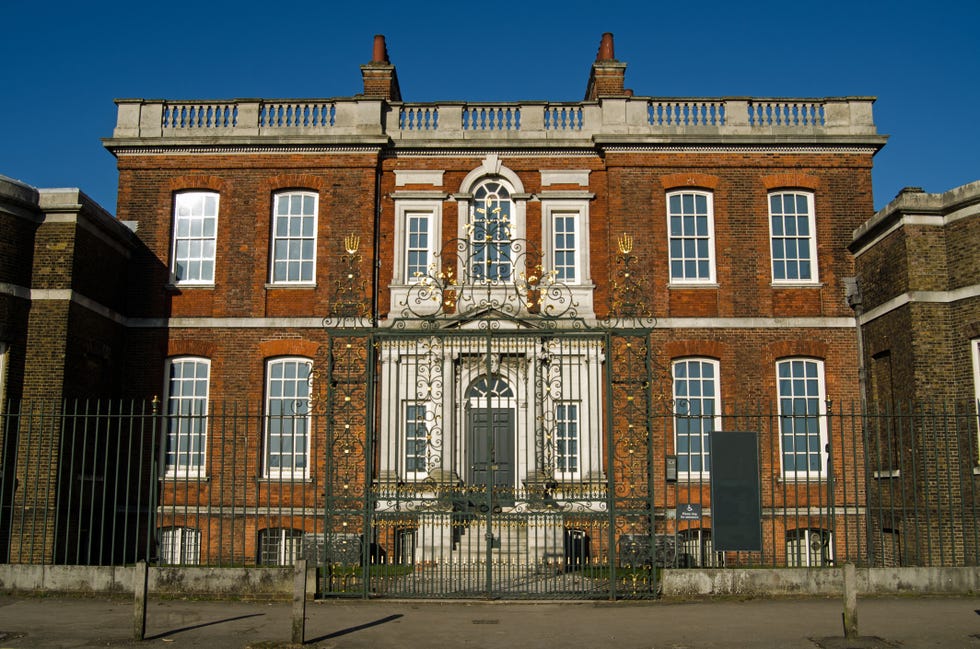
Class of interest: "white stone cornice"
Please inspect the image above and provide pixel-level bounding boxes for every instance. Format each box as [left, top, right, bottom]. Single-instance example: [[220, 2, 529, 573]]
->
[[123, 315, 857, 329], [41, 214, 134, 257], [110, 145, 384, 156], [129, 317, 328, 328], [537, 191, 595, 200], [858, 284, 980, 325], [655, 317, 856, 329], [383, 149, 598, 159], [389, 191, 449, 200], [602, 145, 879, 155], [851, 210, 979, 258], [29, 289, 127, 324]]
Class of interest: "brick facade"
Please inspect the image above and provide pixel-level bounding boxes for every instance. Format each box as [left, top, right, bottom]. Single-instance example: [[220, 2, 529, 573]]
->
[[0, 179, 139, 562], [851, 180, 980, 565], [5, 34, 910, 573]]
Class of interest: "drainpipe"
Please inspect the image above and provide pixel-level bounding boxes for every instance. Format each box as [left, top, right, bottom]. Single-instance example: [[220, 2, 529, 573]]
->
[[844, 277, 867, 413], [845, 276, 874, 565], [372, 162, 382, 327]]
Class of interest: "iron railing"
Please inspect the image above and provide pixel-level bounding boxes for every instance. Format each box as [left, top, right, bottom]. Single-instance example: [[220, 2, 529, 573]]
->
[[1, 398, 977, 597]]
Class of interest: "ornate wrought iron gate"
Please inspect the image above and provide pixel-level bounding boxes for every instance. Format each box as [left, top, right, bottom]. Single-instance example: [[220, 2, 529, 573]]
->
[[318, 233, 659, 599], [321, 327, 658, 599]]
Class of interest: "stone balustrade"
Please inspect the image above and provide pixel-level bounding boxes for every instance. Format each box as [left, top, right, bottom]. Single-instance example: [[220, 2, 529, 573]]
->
[[110, 96, 879, 142]]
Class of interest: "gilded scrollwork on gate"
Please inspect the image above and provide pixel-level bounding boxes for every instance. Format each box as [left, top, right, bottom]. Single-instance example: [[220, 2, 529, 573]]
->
[[399, 231, 581, 325]]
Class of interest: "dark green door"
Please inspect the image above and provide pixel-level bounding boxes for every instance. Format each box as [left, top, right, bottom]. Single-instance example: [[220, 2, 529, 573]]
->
[[467, 408, 515, 507]]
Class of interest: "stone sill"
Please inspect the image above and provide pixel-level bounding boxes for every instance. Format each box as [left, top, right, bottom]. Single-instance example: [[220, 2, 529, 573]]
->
[[264, 283, 317, 290], [165, 283, 214, 291], [776, 476, 829, 485], [770, 282, 825, 289], [668, 283, 719, 290], [873, 469, 901, 479], [163, 474, 209, 482]]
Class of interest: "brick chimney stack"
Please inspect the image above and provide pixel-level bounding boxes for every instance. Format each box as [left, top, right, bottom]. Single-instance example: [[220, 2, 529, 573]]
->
[[584, 32, 631, 101], [361, 34, 402, 101]]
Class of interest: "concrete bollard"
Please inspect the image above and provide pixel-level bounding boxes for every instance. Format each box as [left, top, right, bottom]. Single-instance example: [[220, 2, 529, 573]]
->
[[842, 561, 858, 639], [292, 558, 307, 644], [133, 560, 149, 641]]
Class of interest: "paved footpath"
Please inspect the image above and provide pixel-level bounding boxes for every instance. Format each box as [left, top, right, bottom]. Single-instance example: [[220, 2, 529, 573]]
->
[[0, 595, 978, 649]]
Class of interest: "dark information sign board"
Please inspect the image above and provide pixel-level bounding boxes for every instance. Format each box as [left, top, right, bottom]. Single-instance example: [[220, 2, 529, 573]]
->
[[709, 431, 762, 551]]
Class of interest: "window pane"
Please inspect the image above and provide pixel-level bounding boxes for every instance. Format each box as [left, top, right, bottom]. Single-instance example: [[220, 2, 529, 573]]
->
[[673, 359, 719, 476], [172, 192, 219, 283], [667, 192, 713, 281], [265, 359, 312, 476], [770, 192, 816, 283], [777, 359, 825, 475], [165, 359, 209, 473], [271, 192, 317, 283]]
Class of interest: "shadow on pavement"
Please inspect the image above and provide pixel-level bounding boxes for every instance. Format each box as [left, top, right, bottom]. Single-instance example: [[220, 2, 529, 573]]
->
[[146, 613, 266, 640], [306, 614, 404, 643]]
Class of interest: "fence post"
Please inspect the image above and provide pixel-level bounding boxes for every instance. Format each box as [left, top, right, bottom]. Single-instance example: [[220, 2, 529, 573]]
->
[[133, 560, 148, 641], [292, 558, 307, 644], [842, 561, 858, 639]]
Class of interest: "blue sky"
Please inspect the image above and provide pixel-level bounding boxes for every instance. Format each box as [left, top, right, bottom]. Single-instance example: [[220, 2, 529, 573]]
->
[[2, 0, 977, 214]]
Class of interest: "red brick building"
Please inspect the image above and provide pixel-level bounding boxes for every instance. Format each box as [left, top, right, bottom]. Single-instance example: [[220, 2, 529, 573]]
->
[[6, 34, 891, 588]]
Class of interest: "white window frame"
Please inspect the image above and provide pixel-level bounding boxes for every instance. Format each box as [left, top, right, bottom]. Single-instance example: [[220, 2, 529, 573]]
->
[[160, 526, 201, 565], [264, 357, 313, 480], [541, 200, 590, 286], [393, 201, 441, 284], [171, 191, 219, 285], [777, 358, 828, 478], [786, 528, 833, 567], [667, 190, 716, 284], [403, 401, 430, 479], [258, 527, 304, 566], [554, 401, 581, 478], [163, 357, 210, 477], [270, 190, 318, 285], [768, 191, 818, 284], [672, 358, 721, 478]]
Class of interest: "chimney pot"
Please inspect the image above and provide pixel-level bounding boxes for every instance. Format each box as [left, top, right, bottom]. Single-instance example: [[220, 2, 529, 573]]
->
[[372, 34, 388, 63], [597, 32, 615, 61]]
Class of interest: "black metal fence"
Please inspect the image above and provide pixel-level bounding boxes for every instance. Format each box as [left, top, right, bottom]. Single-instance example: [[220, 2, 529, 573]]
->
[[1, 398, 977, 598]]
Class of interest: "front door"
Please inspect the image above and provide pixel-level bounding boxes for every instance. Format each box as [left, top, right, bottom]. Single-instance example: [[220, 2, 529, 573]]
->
[[467, 408, 515, 508]]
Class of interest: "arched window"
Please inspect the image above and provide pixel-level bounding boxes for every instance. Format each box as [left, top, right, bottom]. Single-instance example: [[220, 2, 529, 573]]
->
[[470, 180, 514, 282], [164, 357, 210, 476], [270, 190, 318, 284], [667, 190, 715, 283], [769, 190, 818, 283], [672, 358, 720, 477], [265, 357, 313, 478], [777, 358, 827, 477], [171, 191, 219, 285]]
